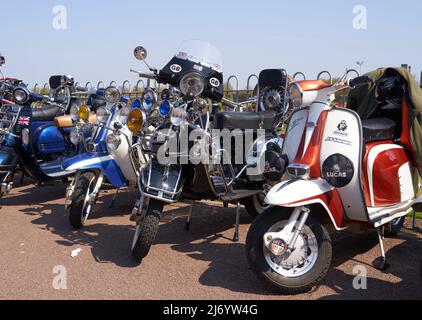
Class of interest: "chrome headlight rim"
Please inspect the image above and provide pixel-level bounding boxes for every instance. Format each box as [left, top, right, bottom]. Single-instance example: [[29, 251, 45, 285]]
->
[[104, 86, 121, 104], [70, 129, 80, 145], [70, 105, 80, 122], [96, 106, 110, 124], [170, 107, 187, 127], [119, 106, 131, 125], [141, 89, 157, 112], [179, 72, 205, 97], [289, 83, 304, 109], [12, 88, 29, 104], [106, 134, 121, 152]]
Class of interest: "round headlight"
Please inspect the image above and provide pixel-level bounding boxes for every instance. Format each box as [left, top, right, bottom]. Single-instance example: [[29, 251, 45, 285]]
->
[[21, 128, 30, 145], [128, 98, 142, 110], [142, 89, 157, 112], [70, 105, 80, 121], [127, 108, 145, 133], [70, 129, 80, 145], [179, 72, 205, 97], [96, 107, 110, 123], [104, 87, 121, 104], [159, 100, 173, 117], [106, 134, 121, 152], [13, 88, 29, 104], [170, 108, 187, 126], [119, 106, 131, 124], [78, 105, 90, 121], [289, 83, 303, 109]]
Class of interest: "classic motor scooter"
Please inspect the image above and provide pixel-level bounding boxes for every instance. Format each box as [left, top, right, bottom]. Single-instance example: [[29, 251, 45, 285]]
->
[[61, 87, 151, 229], [246, 69, 422, 294]]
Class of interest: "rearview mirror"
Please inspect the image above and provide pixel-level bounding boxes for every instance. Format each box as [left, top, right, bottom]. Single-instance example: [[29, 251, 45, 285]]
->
[[0, 55, 5, 66], [49, 75, 73, 89], [134, 46, 148, 61]]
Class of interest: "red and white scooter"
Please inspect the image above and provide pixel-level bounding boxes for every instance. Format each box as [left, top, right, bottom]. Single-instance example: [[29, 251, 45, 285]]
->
[[246, 70, 422, 294]]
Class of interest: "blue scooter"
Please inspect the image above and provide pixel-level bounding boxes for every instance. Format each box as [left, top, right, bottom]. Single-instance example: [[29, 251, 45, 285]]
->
[[0, 72, 105, 197], [61, 87, 143, 229]]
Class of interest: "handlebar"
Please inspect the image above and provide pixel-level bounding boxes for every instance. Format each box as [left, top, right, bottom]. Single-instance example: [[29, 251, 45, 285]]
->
[[130, 69, 157, 80]]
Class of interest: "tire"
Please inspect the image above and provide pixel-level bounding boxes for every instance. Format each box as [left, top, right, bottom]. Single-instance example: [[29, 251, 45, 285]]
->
[[383, 216, 405, 238], [246, 207, 332, 295], [131, 199, 164, 263], [243, 193, 269, 218], [68, 171, 96, 229]]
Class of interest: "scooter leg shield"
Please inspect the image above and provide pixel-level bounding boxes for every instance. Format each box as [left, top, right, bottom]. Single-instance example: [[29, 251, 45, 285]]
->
[[0, 146, 19, 173], [63, 153, 128, 188]]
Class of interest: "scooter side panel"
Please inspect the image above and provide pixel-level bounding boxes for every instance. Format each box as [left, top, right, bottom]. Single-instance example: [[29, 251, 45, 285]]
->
[[35, 124, 66, 154], [320, 107, 369, 222], [63, 154, 128, 188]]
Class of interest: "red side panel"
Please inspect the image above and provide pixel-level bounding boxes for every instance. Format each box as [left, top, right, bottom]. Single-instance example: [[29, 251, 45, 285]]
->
[[372, 148, 408, 206], [363, 143, 410, 207], [401, 98, 414, 157]]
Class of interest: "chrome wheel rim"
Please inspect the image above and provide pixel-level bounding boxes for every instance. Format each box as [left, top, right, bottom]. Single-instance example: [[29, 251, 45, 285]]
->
[[263, 220, 319, 278]]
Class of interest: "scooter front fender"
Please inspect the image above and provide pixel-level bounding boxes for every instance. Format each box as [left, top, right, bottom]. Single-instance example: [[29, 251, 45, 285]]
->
[[266, 179, 347, 230], [63, 153, 128, 188]]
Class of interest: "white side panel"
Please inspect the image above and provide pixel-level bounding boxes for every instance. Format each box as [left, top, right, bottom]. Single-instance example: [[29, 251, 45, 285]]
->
[[282, 108, 308, 163], [399, 162, 415, 202], [319, 108, 368, 222]]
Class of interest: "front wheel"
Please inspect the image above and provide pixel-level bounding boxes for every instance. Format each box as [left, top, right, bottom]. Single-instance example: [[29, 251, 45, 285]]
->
[[131, 199, 164, 263], [68, 171, 97, 229], [246, 207, 332, 294]]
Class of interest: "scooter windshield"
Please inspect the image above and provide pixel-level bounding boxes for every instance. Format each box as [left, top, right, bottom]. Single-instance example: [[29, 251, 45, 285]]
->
[[175, 40, 223, 73]]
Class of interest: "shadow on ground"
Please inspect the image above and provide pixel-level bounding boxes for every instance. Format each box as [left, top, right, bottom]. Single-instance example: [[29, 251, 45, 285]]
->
[[4, 180, 422, 298]]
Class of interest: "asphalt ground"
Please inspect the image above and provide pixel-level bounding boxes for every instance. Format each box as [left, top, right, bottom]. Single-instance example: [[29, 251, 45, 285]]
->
[[0, 178, 421, 300]]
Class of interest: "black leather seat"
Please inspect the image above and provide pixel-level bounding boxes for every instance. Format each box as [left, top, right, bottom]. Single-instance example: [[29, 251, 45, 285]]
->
[[214, 111, 276, 130], [32, 104, 64, 122], [362, 118, 396, 142]]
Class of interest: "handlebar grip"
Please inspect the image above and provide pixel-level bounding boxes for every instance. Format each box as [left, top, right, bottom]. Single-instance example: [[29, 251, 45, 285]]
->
[[349, 76, 371, 88]]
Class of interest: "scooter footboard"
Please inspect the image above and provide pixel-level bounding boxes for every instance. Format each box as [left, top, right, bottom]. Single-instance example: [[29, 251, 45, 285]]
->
[[265, 179, 347, 230], [63, 153, 128, 188]]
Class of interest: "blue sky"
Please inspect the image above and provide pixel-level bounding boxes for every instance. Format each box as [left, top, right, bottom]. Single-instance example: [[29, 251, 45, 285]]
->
[[1, 0, 421, 88]]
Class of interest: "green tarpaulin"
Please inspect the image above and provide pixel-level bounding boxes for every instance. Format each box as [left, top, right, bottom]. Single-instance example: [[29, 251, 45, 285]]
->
[[348, 67, 422, 175]]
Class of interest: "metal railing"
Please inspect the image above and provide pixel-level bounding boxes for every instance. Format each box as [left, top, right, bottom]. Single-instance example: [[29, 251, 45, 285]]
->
[[27, 70, 353, 102]]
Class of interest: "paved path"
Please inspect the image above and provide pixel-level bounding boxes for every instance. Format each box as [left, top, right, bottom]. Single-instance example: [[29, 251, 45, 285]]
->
[[0, 180, 421, 300]]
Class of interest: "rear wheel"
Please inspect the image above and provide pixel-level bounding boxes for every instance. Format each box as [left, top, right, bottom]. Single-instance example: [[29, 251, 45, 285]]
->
[[243, 193, 269, 218], [246, 207, 332, 294], [68, 171, 96, 229], [131, 199, 164, 263], [383, 216, 405, 237]]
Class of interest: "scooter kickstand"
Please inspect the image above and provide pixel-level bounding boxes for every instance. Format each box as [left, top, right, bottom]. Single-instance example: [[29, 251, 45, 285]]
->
[[185, 201, 195, 231], [109, 188, 120, 208], [374, 227, 389, 271], [233, 202, 241, 242]]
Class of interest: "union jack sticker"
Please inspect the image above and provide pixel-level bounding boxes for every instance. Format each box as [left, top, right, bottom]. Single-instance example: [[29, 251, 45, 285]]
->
[[18, 116, 30, 126]]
